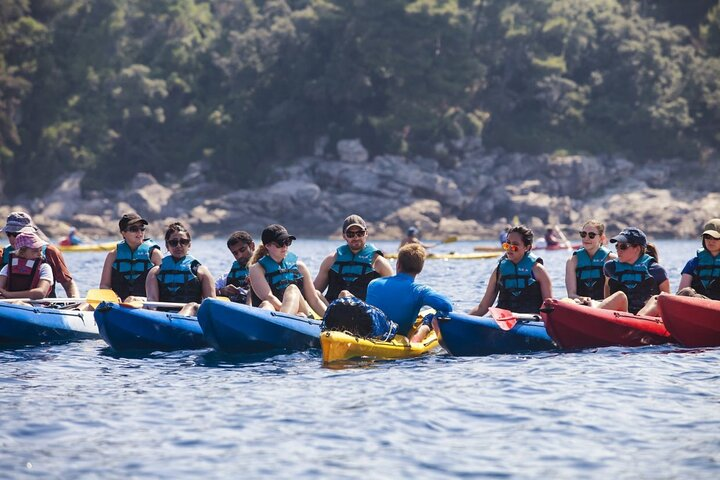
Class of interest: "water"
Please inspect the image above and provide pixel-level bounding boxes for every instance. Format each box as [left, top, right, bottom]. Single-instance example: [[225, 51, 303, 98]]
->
[[1, 239, 718, 478]]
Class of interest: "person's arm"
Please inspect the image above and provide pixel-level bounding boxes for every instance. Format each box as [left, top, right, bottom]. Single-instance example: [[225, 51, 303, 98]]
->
[[249, 263, 281, 310], [196, 265, 216, 299], [298, 261, 327, 316], [313, 253, 335, 293], [61, 279, 80, 298], [44, 246, 79, 298], [468, 267, 499, 317], [678, 273, 694, 291], [565, 255, 581, 299], [145, 266, 160, 302], [0, 264, 53, 299], [677, 257, 697, 292], [658, 279, 671, 294], [534, 263, 553, 301], [420, 286, 453, 314], [373, 253, 394, 277], [99, 250, 117, 289], [149, 247, 163, 266]]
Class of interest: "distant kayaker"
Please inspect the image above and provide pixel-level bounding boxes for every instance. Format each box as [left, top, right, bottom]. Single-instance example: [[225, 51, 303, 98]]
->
[[99, 213, 163, 301], [469, 225, 553, 317], [59, 226, 83, 246], [249, 224, 327, 317], [565, 220, 617, 305], [215, 231, 255, 304], [314, 214, 393, 301], [677, 218, 720, 300], [399, 226, 429, 249], [499, 225, 511, 246], [1, 211, 79, 298], [145, 222, 216, 316], [0, 231, 53, 301], [596, 227, 670, 314]]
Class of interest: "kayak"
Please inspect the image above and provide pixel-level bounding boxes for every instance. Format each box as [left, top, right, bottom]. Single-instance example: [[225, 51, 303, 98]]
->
[[385, 251, 501, 260], [320, 313, 438, 363], [197, 298, 321, 354], [433, 312, 555, 356], [541, 298, 671, 349], [533, 243, 582, 251], [0, 302, 97, 345], [657, 295, 720, 347], [94, 302, 207, 351], [57, 241, 116, 253]]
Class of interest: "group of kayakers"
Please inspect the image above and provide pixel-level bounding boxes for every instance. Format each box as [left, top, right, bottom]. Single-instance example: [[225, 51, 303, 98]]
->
[[1, 209, 719, 343]]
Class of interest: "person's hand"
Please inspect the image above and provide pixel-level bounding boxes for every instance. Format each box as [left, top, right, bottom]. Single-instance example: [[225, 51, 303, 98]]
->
[[223, 284, 241, 296], [573, 296, 592, 306]]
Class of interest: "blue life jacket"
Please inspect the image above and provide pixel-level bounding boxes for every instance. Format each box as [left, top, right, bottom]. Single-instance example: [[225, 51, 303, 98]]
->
[[496, 252, 544, 313], [2, 244, 56, 297], [574, 246, 610, 300], [252, 252, 304, 302], [690, 248, 720, 300], [111, 239, 160, 299], [326, 243, 382, 301], [226, 260, 251, 304], [157, 254, 202, 304], [607, 254, 659, 314]]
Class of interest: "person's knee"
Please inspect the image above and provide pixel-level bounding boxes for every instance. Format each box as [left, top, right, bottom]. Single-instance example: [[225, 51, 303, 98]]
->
[[338, 290, 354, 298], [284, 284, 300, 296]]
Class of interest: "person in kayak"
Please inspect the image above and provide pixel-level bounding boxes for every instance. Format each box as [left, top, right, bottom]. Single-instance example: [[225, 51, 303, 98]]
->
[[1, 211, 79, 298], [677, 218, 720, 300], [469, 225, 553, 317], [99, 213, 163, 301], [399, 226, 425, 249], [364, 243, 453, 342], [145, 222, 215, 316], [249, 224, 327, 317], [565, 220, 616, 305], [0, 231, 53, 301], [59, 227, 83, 246], [597, 227, 670, 314], [215, 231, 255, 304], [314, 214, 392, 302]]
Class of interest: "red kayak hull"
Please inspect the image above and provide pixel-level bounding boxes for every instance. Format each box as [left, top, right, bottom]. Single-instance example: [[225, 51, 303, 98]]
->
[[657, 295, 720, 347], [541, 299, 671, 349]]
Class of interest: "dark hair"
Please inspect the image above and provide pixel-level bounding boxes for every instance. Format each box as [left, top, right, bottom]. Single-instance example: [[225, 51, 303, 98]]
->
[[164, 222, 191, 242], [227, 231, 253, 248], [508, 225, 534, 246], [397, 243, 426, 275], [644, 243, 659, 262]]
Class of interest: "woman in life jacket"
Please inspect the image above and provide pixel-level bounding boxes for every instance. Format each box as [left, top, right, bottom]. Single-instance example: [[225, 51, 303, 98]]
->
[[0, 231, 53, 301], [145, 222, 215, 316], [249, 224, 327, 317], [469, 225, 553, 316], [597, 227, 670, 314], [565, 219, 616, 306], [99, 213, 163, 301], [678, 218, 720, 300]]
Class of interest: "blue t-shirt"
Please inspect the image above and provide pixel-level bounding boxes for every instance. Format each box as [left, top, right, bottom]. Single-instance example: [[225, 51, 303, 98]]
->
[[681, 257, 697, 275], [365, 273, 453, 335]]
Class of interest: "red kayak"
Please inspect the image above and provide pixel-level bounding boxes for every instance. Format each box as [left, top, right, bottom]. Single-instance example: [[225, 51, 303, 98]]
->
[[541, 298, 672, 349], [657, 295, 720, 347]]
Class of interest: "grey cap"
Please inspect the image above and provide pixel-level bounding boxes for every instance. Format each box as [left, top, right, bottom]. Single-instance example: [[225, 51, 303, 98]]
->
[[1, 212, 35, 233]]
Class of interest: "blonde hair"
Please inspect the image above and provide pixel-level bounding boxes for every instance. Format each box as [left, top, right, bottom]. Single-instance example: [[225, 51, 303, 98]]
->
[[397, 243, 426, 275], [250, 244, 268, 266], [581, 219, 606, 237]]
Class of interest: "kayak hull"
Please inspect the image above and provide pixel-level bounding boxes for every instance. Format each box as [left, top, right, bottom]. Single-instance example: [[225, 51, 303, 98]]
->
[[385, 251, 501, 260], [57, 241, 116, 253], [320, 329, 438, 363], [94, 302, 207, 351], [197, 298, 321, 354], [657, 295, 720, 347], [433, 312, 555, 356], [0, 303, 98, 345], [541, 299, 671, 349]]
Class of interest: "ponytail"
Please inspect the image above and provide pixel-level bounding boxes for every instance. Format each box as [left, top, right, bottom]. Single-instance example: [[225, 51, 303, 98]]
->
[[250, 244, 268, 265], [645, 243, 659, 262]]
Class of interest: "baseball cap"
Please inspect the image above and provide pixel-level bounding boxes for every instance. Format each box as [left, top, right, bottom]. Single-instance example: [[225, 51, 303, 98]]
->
[[610, 227, 647, 247], [261, 224, 296, 245], [701, 218, 720, 239], [342, 215, 367, 233], [119, 213, 148, 231], [407, 226, 419, 236], [14, 231, 47, 249], [1, 211, 35, 233]]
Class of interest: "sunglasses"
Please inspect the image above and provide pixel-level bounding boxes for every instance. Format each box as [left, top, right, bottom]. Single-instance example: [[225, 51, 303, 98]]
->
[[345, 230, 366, 238], [502, 242, 521, 252], [615, 243, 636, 251], [579, 231, 598, 239], [272, 239, 293, 248], [125, 226, 146, 233], [168, 238, 190, 247], [703, 234, 719, 240]]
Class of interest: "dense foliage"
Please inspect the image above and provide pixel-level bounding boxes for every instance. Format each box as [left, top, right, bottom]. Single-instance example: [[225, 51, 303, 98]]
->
[[1, 0, 718, 195]]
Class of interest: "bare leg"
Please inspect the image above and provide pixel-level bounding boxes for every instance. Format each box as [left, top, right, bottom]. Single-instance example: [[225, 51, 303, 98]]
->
[[338, 290, 354, 299], [279, 284, 301, 315], [638, 295, 659, 316], [178, 302, 199, 316], [259, 300, 275, 311], [410, 325, 431, 343], [597, 291, 628, 312]]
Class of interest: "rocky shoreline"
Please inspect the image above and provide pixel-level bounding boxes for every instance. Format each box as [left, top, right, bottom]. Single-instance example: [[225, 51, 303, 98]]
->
[[2, 139, 717, 242]]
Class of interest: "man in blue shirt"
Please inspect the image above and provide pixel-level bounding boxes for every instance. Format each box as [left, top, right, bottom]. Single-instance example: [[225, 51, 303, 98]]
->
[[365, 243, 453, 342]]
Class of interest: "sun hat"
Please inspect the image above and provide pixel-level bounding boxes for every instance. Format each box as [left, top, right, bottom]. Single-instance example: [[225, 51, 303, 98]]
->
[[701, 218, 720, 239], [1, 212, 36, 233], [14, 231, 47, 249], [610, 227, 647, 247], [119, 213, 148, 231], [261, 224, 296, 245], [342, 215, 367, 233]]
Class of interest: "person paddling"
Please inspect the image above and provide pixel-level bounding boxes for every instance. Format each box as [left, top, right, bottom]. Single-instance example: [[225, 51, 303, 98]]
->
[[215, 231, 255, 304], [0, 231, 53, 301], [469, 225, 553, 317], [249, 224, 327, 317], [677, 218, 720, 300], [565, 220, 616, 305], [145, 222, 215, 316], [99, 213, 163, 301]]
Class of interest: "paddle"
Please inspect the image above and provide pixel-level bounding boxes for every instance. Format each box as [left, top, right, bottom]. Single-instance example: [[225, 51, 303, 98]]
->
[[0, 297, 83, 304], [121, 296, 232, 309], [488, 307, 542, 330], [86, 288, 121, 308], [426, 235, 458, 249], [554, 225, 573, 250]]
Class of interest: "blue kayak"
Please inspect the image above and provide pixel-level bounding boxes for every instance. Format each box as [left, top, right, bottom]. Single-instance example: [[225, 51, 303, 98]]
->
[[0, 302, 98, 345], [197, 298, 321, 354], [433, 311, 556, 356], [94, 302, 208, 352]]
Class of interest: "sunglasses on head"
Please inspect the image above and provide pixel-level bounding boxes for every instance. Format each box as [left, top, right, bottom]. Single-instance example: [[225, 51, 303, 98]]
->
[[502, 242, 521, 252], [125, 225, 146, 233], [579, 231, 598, 239], [703, 233, 719, 241], [272, 239, 293, 248], [168, 238, 190, 247], [345, 229, 366, 238]]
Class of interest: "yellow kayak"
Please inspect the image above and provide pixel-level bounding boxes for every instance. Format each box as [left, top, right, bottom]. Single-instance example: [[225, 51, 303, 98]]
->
[[57, 241, 116, 253], [385, 251, 501, 260], [321, 315, 439, 363]]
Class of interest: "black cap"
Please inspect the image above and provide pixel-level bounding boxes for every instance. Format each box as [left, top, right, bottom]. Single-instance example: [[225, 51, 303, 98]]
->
[[610, 227, 647, 247], [119, 213, 148, 231], [261, 224, 296, 244]]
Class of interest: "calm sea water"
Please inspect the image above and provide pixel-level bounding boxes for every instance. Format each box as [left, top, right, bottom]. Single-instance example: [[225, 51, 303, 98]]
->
[[1, 239, 718, 479]]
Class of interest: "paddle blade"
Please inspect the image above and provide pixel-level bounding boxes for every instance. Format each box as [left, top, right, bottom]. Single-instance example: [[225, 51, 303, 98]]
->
[[488, 307, 517, 330], [87, 288, 120, 308], [215, 296, 231, 302], [442, 235, 458, 244]]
